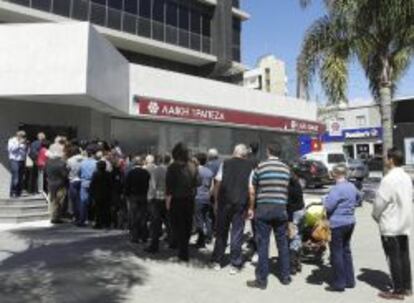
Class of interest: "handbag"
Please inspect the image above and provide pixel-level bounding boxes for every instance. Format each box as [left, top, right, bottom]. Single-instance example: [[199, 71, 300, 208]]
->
[[287, 222, 298, 239], [25, 155, 34, 168], [311, 219, 331, 242]]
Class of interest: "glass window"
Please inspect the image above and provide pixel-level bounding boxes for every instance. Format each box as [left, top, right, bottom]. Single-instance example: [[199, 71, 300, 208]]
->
[[328, 154, 346, 164], [124, 0, 138, 14], [108, 0, 122, 10], [190, 10, 201, 34], [152, 0, 164, 22], [72, 0, 89, 21], [53, 0, 71, 17], [202, 14, 211, 37], [178, 5, 189, 30], [139, 0, 151, 18], [166, 2, 177, 26], [123, 13, 137, 34], [356, 115, 367, 126], [108, 7, 122, 30], [232, 17, 241, 45], [10, 0, 30, 6], [90, 2, 107, 26], [32, 0, 51, 12], [138, 16, 151, 37], [92, 0, 106, 5]]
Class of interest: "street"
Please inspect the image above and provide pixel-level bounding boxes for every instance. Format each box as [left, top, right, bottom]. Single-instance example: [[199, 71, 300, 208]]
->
[[0, 182, 412, 303]]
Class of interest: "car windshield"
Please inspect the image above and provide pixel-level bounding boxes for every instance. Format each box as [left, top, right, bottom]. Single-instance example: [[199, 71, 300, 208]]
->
[[348, 159, 364, 165], [328, 154, 346, 163]]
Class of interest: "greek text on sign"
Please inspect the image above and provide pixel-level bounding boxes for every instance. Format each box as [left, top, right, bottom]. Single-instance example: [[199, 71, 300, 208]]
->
[[137, 97, 324, 134]]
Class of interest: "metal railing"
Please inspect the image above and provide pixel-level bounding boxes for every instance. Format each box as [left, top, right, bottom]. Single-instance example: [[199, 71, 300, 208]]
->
[[4, 0, 213, 54]]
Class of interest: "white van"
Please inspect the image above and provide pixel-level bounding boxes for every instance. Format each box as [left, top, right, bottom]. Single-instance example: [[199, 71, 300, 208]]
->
[[302, 152, 347, 175]]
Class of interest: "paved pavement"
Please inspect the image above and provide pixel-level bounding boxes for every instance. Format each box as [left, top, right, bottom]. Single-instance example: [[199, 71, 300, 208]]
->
[[0, 189, 413, 303]]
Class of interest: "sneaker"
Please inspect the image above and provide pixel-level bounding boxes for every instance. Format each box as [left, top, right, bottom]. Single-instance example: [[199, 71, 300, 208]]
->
[[404, 290, 413, 297], [211, 263, 221, 271], [229, 266, 242, 275], [378, 291, 405, 300], [281, 277, 292, 286], [246, 280, 267, 290], [251, 254, 259, 264]]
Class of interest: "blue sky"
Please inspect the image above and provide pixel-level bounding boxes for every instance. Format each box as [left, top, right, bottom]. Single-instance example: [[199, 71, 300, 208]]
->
[[241, 0, 414, 103]]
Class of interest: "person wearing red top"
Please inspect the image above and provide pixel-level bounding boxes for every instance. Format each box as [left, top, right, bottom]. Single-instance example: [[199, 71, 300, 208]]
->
[[36, 141, 49, 193]]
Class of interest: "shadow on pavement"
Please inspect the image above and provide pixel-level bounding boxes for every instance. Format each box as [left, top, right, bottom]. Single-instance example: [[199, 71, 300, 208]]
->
[[357, 268, 391, 291], [306, 264, 331, 286], [0, 225, 148, 303]]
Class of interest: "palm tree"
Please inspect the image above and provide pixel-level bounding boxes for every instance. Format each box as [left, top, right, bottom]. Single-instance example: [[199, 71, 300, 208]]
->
[[298, 0, 414, 167]]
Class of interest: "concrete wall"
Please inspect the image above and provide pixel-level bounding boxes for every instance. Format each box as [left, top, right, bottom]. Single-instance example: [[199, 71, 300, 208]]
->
[[0, 22, 88, 96], [86, 24, 130, 113], [0, 22, 129, 114], [129, 64, 317, 121]]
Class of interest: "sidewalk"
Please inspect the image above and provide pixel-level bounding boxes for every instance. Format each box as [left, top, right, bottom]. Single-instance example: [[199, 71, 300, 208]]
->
[[0, 204, 412, 303]]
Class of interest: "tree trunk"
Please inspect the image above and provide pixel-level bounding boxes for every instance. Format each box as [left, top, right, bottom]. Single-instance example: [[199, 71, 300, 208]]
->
[[379, 84, 393, 173]]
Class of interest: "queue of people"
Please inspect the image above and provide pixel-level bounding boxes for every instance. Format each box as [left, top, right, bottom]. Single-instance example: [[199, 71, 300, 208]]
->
[[6, 130, 413, 299]]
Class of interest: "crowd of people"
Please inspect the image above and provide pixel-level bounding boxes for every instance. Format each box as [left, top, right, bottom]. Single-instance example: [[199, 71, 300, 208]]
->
[[6, 130, 413, 299]]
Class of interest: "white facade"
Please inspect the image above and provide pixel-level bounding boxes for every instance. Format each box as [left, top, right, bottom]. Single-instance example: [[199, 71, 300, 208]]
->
[[243, 55, 288, 96], [319, 103, 383, 158], [130, 64, 315, 120]]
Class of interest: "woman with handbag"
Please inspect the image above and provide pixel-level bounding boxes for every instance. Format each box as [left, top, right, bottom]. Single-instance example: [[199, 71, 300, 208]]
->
[[323, 164, 360, 292]]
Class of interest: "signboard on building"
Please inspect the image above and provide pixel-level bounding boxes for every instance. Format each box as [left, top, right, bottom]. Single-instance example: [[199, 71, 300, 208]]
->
[[329, 121, 343, 137], [343, 127, 382, 139], [135, 96, 324, 134]]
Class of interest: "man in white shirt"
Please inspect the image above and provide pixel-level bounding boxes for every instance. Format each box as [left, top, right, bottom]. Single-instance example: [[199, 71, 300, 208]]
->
[[8, 131, 28, 198], [373, 148, 413, 300]]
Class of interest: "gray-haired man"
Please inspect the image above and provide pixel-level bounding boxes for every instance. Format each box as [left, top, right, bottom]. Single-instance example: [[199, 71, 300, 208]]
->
[[211, 144, 253, 274]]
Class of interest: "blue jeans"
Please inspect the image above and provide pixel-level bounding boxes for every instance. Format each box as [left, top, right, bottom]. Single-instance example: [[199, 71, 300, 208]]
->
[[329, 224, 355, 289], [9, 160, 25, 197], [195, 201, 213, 241], [255, 205, 290, 285], [79, 183, 91, 225], [212, 203, 246, 267], [289, 210, 305, 252], [69, 181, 81, 223]]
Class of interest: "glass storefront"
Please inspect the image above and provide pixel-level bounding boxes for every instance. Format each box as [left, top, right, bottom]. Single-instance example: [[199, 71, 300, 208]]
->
[[111, 118, 301, 162]]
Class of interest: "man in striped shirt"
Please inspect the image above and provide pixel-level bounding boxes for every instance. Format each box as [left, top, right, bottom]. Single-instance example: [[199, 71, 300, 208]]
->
[[246, 143, 291, 289]]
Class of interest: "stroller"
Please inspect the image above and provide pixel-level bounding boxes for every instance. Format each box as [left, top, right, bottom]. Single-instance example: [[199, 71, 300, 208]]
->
[[301, 201, 331, 264]]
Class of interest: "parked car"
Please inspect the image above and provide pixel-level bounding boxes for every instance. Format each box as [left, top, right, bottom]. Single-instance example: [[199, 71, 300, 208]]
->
[[367, 155, 384, 172], [348, 158, 370, 180], [301, 152, 347, 177], [291, 159, 330, 189]]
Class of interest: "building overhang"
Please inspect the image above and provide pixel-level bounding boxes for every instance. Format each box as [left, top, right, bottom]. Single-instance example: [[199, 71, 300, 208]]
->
[[0, 1, 218, 66]]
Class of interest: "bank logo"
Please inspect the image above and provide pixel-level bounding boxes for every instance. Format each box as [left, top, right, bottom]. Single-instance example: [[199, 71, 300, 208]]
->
[[147, 101, 160, 115]]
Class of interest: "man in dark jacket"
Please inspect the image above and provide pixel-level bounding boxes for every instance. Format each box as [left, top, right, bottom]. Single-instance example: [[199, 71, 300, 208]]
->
[[90, 161, 113, 229], [211, 144, 253, 274], [125, 156, 151, 243], [46, 147, 68, 224]]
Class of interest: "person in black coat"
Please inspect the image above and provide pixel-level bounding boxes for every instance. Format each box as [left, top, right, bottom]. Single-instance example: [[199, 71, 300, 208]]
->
[[287, 171, 305, 275], [90, 160, 113, 229]]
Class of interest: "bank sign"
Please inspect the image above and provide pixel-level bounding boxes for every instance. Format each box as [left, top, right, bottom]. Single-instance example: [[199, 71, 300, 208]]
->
[[322, 127, 382, 142], [135, 96, 324, 134]]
